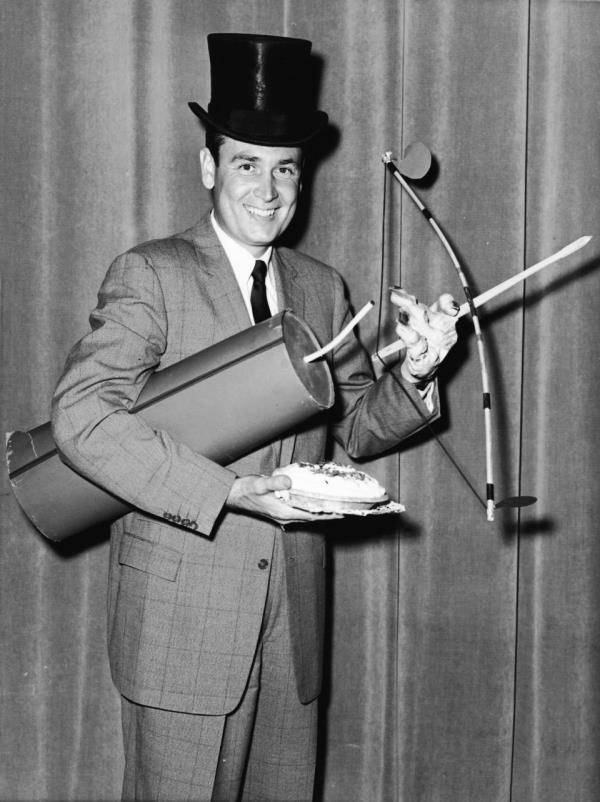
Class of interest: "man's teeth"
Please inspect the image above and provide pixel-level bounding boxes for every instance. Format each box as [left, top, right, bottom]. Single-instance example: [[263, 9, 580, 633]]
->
[[246, 206, 276, 218]]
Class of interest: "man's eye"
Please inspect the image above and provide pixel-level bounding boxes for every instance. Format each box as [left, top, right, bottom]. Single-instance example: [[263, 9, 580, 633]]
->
[[275, 166, 298, 178], [239, 163, 256, 173]]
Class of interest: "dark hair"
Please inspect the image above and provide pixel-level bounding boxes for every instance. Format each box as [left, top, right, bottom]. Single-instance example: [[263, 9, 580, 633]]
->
[[205, 126, 226, 165], [204, 125, 307, 167]]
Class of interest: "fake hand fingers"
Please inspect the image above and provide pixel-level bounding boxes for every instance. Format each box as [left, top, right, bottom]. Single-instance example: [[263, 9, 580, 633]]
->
[[389, 289, 430, 330], [428, 294, 460, 342], [394, 320, 432, 358], [395, 320, 440, 383], [430, 292, 460, 318], [390, 288, 446, 348], [390, 287, 458, 381]]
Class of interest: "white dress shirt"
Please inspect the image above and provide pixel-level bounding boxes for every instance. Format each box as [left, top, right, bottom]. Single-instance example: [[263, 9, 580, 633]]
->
[[210, 212, 278, 322]]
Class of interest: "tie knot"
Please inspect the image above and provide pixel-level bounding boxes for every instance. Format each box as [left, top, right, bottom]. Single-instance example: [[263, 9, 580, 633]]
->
[[252, 260, 268, 283]]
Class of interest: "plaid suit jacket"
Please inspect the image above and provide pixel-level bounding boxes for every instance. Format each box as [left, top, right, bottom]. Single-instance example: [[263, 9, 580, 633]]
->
[[52, 214, 436, 714]]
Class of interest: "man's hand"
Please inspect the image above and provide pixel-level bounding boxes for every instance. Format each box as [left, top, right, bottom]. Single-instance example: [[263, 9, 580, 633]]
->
[[390, 289, 459, 383], [226, 474, 342, 524]]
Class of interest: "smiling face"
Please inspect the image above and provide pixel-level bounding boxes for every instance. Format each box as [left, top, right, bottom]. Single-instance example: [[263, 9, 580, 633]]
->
[[199, 136, 302, 256]]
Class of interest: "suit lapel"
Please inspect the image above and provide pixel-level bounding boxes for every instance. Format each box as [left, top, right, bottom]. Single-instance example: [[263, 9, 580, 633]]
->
[[273, 249, 305, 320], [185, 217, 253, 341]]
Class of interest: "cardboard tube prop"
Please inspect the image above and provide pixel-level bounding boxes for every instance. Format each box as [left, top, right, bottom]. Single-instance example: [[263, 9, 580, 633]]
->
[[7, 311, 334, 542]]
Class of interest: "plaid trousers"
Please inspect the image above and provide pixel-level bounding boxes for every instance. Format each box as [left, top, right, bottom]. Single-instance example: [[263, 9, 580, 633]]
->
[[120, 534, 319, 802]]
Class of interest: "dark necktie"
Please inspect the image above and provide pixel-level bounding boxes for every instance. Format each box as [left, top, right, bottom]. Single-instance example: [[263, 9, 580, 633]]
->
[[250, 260, 271, 323]]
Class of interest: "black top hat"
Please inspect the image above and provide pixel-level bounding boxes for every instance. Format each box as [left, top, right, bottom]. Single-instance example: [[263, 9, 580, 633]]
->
[[188, 33, 328, 146]]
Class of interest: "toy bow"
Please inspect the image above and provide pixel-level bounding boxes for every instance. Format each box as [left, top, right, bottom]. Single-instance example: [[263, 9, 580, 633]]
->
[[373, 143, 590, 521]]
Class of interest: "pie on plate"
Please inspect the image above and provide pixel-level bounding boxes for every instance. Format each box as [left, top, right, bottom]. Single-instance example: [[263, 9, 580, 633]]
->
[[273, 461, 399, 515]]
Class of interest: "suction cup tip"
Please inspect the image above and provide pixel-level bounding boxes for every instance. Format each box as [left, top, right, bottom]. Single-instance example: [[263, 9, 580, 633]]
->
[[495, 496, 537, 509], [395, 142, 432, 180]]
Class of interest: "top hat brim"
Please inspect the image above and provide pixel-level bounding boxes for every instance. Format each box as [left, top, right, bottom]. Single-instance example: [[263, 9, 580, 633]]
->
[[188, 101, 329, 147]]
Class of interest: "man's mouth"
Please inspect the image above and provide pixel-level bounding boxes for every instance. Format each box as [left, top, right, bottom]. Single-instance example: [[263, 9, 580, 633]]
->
[[245, 205, 277, 219]]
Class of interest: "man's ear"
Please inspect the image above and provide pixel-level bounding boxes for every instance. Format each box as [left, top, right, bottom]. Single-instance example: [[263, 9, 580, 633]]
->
[[199, 147, 215, 190]]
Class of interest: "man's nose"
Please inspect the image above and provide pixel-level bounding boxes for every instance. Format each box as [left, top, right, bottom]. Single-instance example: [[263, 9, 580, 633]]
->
[[255, 172, 277, 202]]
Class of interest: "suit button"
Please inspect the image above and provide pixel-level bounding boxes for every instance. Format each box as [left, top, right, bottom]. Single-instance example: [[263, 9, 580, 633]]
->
[[257, 559, 269, 569]]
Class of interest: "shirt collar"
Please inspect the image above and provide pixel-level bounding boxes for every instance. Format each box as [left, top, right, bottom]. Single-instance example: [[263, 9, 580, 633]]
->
[[210, 211, 273, 279]]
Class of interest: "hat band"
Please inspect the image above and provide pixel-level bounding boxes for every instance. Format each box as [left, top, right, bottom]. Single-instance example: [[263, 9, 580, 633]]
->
[[209, 103, 305, 137]]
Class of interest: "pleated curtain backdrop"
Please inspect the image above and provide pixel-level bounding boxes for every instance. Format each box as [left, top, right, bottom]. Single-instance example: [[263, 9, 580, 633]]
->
[[2, 2, 600, 800]]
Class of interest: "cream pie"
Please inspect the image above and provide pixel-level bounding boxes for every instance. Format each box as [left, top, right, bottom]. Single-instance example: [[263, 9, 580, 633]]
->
[[273, 461, 388, 513]]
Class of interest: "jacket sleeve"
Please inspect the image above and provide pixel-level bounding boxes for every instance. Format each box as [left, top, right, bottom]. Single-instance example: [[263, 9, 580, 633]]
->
[[51, 249, 236, 535], [326, 270, 441, 459]]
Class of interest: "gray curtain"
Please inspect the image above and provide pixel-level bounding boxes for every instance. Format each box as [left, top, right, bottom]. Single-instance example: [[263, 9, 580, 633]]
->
[[2, 2, 599, 800]]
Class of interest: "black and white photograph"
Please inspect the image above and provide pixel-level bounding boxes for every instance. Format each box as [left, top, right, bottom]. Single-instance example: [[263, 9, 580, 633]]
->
[[1, 2, 599, 800]]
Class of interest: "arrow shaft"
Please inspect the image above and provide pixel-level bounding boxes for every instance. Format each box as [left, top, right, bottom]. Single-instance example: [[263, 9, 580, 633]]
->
[[457, 235, 590, 318], [373, 236, 591, 361]]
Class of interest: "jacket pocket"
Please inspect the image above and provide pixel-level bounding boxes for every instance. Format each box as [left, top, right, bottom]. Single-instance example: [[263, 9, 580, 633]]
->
[[118, 529, 182, 581]]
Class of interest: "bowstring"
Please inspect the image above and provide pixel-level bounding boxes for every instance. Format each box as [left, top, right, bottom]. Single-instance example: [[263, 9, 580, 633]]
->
[[377, 158, 488, 513]]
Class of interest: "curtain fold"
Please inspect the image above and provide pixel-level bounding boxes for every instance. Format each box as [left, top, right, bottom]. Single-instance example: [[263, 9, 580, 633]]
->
[[2, 2, 599, 800], [512, 4, 600, 800]]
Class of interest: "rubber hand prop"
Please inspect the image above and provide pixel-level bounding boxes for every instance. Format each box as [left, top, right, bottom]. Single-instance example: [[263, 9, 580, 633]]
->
[[389, 289, 459, 383]]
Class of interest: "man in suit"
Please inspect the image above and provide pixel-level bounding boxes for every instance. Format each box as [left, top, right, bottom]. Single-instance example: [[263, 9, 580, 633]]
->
[[51, 33, 459, 802]]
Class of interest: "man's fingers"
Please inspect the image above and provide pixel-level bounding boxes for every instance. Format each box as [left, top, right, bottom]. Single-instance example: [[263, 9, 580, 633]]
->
[[275, 512, 345, 525], [252, 474, 291, 495]]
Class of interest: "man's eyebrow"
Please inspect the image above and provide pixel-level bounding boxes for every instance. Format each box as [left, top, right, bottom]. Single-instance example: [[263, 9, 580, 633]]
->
[[229, 152, 300, 166], [230, 152, 259, 162]]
